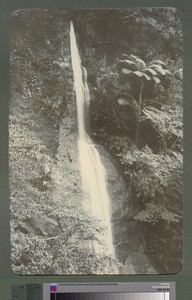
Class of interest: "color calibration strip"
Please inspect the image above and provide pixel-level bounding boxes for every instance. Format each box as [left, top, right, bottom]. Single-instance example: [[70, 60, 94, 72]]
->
[[12, 282, 174, 300], [50, 292, 169, 300]]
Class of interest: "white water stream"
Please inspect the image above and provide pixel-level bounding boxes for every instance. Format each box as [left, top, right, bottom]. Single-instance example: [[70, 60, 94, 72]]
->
[[70, 22, 116, 258]]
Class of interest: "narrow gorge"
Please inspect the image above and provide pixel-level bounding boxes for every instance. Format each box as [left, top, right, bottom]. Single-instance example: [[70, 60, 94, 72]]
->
[[10, 9, 183, 275]]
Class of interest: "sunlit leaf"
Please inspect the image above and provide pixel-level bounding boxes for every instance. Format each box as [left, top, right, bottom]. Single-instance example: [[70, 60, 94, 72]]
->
[[148, 64, 166, 75], [122, 68, 132, 75], [129, 54, 146, 71], [151, 59, 167, 66], [121, 54, 130, 59], [129, 54, 139, 60], [133, 71, 143, 77], [119, 59, 137, 71], [145, 67, 157, 76], [142, 73, 151, 80], [164, 69, 171, 75], [152, 76, 161, 84], [136, 58, 146, 72], [119, 59, 135, 65], [117, 98, 129, 105]]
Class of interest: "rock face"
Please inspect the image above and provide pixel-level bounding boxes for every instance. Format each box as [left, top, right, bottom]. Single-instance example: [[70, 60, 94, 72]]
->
[[99, 146, 156, 274], [51, 101, 156, 274], [50, 116, 83, 206], [47, 104, 156, 274]]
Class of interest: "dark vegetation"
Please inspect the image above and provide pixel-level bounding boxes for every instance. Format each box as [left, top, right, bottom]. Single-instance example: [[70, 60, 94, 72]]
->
[[73, 8, 183, 274], [10, 10, 120, 274], [10, 8, 182, 274]]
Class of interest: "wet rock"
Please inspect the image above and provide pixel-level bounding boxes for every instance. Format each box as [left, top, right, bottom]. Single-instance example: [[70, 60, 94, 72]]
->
[[19, 217, 61, 237], [99, 145, 156, 274]]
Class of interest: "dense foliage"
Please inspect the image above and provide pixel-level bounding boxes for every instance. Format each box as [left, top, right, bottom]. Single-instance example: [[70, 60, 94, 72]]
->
[[73, 8, 183, 273], [10, 10, 120, 274], [10, 8, 183, 274]]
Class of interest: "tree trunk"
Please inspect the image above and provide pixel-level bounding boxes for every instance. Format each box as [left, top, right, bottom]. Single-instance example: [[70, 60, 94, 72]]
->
[[135, 80, 144, 144], [139, 81, 144, 122]]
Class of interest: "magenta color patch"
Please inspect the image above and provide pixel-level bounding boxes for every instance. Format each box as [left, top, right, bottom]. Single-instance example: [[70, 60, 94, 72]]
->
[[50, 285, 57, 292]]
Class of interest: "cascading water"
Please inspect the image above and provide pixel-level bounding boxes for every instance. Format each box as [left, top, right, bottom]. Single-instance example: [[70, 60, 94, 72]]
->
[[70, 21, 116, 258]]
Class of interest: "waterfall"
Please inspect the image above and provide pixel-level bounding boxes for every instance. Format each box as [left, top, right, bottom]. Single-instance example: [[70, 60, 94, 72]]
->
[[70, 22, 116, 258]]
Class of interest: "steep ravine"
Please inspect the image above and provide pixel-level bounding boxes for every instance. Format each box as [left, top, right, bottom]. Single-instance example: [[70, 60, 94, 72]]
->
[[98, 146, 156, 274], [45, 37, 156, 273], [45, 82, 156, 273], [10, 14, 156, 273]]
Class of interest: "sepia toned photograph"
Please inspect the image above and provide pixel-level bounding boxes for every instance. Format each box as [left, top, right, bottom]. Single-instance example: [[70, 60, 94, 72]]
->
[[9, 8, 183, 275]]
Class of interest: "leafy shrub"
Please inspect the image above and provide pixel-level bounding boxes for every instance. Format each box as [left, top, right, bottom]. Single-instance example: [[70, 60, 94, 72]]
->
[[142, 105, 183, 151], [11, 202, 120, 274], [10, 10, 73, 125]]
